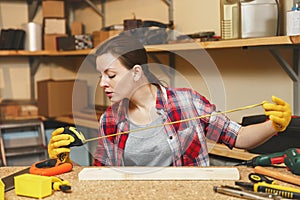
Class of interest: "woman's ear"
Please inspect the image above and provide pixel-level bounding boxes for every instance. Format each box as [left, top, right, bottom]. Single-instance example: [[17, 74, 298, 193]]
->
[[132, 65, 142, 81]]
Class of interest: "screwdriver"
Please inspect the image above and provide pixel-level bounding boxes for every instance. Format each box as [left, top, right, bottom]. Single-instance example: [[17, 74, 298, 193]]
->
[[236, 181, 300, 199]]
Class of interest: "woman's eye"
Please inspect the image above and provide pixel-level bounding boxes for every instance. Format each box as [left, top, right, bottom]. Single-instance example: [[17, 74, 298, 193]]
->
[[108, 74, 116, 79]]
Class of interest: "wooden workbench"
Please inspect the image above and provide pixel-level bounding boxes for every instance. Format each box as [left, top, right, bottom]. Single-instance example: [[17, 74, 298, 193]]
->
[[1, 166, 300, 200]]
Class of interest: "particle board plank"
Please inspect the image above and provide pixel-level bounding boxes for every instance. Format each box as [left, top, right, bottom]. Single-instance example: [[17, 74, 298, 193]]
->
[[78, 167, 240, 181]]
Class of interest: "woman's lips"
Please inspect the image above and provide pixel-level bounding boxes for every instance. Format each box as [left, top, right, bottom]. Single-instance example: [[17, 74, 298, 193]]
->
[[105, 92, 113, 98]]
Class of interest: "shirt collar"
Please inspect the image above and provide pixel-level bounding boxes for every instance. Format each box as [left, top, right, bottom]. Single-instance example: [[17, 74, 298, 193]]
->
[[114, 84, 170, 123]]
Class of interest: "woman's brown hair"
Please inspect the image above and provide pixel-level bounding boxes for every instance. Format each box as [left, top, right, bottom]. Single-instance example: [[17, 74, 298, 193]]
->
[[95, 33, 162, 85]]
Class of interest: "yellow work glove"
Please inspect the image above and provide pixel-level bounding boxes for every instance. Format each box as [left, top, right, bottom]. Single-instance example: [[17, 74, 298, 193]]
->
[[262, 96, 292, 132], [48, 127, 86, 163]]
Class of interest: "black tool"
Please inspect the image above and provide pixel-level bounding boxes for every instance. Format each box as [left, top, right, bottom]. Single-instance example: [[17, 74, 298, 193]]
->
[[248, 173, 275, 184]]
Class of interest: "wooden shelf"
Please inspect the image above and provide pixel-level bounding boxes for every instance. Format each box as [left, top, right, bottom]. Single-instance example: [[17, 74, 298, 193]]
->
[[146, 35, 300, 52], [1, 35, 300, 56], [0, 49, 93, 56]]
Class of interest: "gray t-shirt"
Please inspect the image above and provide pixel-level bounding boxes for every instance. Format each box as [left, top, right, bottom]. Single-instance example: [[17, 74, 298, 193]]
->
[[124, 116, 173, 166]]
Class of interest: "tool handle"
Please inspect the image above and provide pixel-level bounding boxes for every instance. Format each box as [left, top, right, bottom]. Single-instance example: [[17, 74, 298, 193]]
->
[[256, 181, 300, 199], [258, 186, 300, 199], [254, 166, 300, 186]]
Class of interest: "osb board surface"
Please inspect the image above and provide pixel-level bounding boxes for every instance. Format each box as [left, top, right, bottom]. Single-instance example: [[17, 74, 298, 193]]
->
[[1, 166, 299, 200]]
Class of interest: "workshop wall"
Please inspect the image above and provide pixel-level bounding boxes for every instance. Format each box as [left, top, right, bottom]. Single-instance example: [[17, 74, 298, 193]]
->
[[0, 0, 295, 122]]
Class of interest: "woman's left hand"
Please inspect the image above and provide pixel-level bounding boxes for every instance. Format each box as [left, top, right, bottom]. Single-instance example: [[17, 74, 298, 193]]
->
[[262, 96, 292, 132]]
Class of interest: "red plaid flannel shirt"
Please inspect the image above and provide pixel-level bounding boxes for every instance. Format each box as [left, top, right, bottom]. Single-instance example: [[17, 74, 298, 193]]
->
[[94, 85, 241, 166]]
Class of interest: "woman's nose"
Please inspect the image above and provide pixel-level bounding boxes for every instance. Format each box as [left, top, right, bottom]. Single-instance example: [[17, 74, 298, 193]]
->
[[99, 77, 108, 88]]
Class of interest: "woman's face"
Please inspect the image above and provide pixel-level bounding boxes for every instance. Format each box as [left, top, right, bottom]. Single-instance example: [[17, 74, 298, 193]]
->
[[96, 53, 134, 103]]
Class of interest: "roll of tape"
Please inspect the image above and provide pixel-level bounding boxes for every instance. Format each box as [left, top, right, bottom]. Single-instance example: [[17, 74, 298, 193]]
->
[[21, 22, 42, 51]]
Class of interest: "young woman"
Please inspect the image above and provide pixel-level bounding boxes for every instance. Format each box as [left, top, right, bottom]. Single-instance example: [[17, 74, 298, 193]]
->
[[48, 34, 291, 166]]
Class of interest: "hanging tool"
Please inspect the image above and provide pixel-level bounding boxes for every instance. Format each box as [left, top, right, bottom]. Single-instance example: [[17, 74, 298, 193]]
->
[[237, 148, 300, 175]]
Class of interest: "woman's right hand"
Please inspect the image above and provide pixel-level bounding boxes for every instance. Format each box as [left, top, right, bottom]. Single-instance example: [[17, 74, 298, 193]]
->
[[48, 127, 73, 162]]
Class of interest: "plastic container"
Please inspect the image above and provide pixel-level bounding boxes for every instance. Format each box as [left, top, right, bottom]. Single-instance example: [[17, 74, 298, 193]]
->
[[220, 0, 240, 39], [240, 0, 278, 38], [14, 173, 52, 199]]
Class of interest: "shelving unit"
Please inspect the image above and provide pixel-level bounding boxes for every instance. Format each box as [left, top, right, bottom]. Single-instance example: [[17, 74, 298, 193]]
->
[[25, 0, 174, 27], [0, 0, 174, 100], [1, 35, 297, 54], [0, 35, 299, 115], [146, 36, 300, 116]]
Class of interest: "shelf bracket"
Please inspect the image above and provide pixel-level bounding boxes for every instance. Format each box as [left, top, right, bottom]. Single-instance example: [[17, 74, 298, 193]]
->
[[84, 0, 106, 27], [26, 0, 42, 22], [29, 57, 41, 101], [162, 0, 174, 26], [148, 53, 175, 87], [269, 48, 300, 115]]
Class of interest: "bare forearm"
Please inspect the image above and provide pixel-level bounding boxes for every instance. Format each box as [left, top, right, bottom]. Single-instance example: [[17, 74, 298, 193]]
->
[[235, 120, 277, 149]]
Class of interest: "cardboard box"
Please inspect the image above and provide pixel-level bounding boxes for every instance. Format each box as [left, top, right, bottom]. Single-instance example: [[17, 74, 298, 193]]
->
[[0, 100, 38, 119], [42, 1, 65, 18], [44, 18, 66, 34], [71, 21, 83, 35], [92, 30, 122, 47], [37, 79, 88, 117], [56, 36, 75, 50], [19, 105, 38, 117], [43, 34, 67, 50], [0, 104, 20, 119]]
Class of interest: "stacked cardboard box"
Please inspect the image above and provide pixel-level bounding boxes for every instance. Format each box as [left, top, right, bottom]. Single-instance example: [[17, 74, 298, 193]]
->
[[0, 101, 38, 120], [42, 0, 67, 50], [92, 30, 122, 47], [37, 79, 88, 118]]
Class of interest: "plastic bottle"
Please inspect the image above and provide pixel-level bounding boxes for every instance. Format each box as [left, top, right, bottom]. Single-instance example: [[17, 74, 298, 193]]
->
[[220, 0, 240, 39]]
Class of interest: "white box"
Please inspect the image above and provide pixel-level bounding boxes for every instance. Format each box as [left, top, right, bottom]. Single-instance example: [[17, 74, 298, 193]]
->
[[44, 18, 66, 34], [286, 11, 300, 36]]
